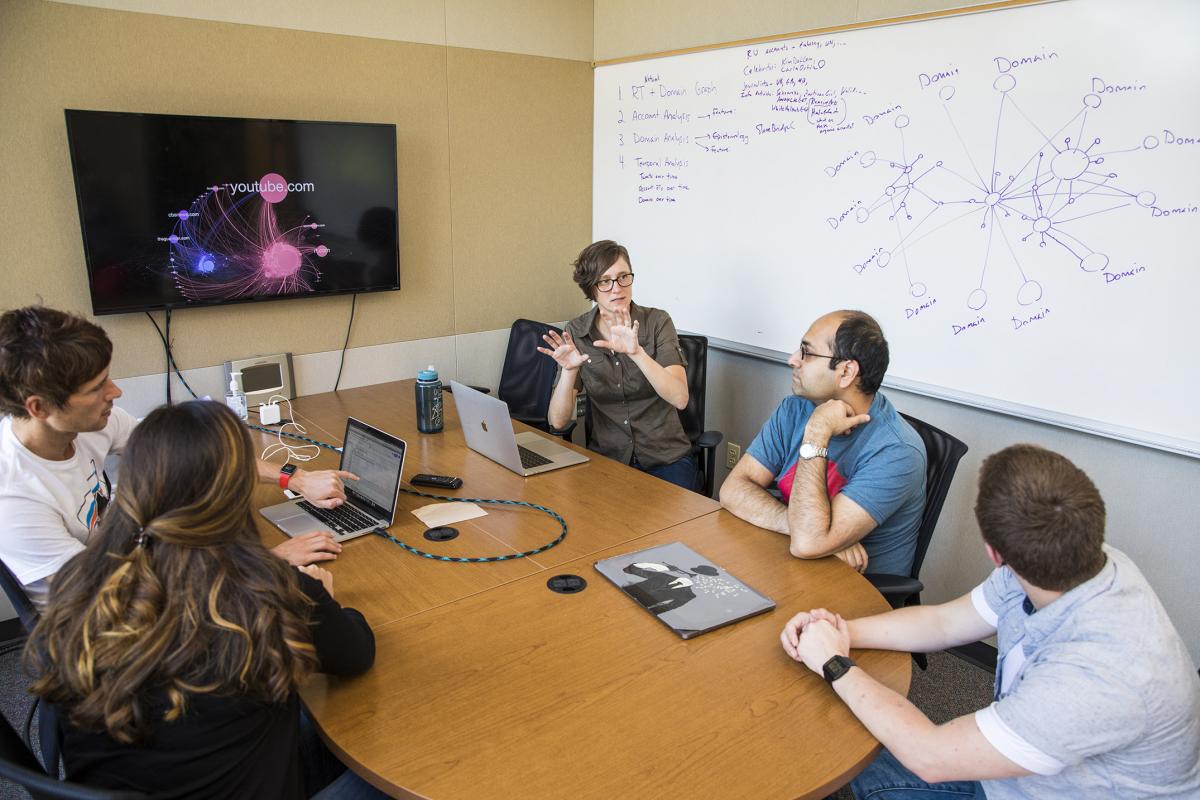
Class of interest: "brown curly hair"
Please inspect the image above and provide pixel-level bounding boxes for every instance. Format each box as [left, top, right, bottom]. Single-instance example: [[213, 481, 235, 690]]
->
[[25, 401, 319, 743]]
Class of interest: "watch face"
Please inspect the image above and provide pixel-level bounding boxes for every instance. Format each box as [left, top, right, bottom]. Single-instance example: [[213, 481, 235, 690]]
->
[[823, 655, 854, 683], [800, 443, 824, 459]]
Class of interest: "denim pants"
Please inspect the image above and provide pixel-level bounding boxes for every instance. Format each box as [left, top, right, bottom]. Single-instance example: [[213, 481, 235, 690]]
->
[[300, 710, 390, 799], [851, 749, 986, 800], [633, 454, 700, 492]]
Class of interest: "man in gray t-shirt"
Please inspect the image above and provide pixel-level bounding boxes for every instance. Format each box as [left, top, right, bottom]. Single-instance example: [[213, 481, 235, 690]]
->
[[780, 444, 1200, 799]]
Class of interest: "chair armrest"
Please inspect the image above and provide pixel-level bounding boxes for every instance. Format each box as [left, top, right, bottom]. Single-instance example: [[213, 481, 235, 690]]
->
[[865, 573, 924, 598], [445, 384, 490, 394], [695, 430, 723, 449]]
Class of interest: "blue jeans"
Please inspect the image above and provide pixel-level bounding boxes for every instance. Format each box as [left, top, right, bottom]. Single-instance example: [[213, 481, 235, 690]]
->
[[852, 749, 985, 800], [311, 769, 391, 800], [634, 454, 700, 492], [300, 710, 390, 799]]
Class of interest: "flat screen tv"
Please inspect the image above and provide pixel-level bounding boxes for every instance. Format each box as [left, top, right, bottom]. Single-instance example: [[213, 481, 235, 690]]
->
[[65, 109, 399, 316]]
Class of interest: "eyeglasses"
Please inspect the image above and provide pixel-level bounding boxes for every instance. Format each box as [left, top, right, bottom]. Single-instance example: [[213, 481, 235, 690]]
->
[[799, 343, 841, 363], [595, 272, 635, 292]]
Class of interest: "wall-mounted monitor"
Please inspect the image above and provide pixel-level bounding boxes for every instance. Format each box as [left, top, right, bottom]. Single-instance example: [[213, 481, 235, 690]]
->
[[65, 109, 399, 316]]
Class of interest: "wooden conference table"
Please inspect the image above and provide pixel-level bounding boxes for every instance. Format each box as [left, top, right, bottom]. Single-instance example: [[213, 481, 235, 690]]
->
[[251, 380, 910, 799]]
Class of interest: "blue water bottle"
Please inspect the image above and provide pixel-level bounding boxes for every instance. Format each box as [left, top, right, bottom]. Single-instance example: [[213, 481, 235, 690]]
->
[[415, 365, 443, 433]]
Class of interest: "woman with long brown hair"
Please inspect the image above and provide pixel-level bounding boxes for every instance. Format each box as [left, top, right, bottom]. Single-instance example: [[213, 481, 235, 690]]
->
[[25, 400, 379, 798]]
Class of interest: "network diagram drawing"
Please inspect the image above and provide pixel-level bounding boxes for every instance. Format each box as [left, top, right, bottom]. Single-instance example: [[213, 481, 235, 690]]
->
[[843, 72, 1160, 312]]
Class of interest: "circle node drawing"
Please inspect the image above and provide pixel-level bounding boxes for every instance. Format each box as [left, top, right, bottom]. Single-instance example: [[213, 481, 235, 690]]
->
[[1051, 148, 1090, 180], [1017, 280, 1043, 305]]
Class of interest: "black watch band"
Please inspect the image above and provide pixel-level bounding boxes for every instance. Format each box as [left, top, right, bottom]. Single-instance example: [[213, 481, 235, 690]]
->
[[822, 654, 856, 684]]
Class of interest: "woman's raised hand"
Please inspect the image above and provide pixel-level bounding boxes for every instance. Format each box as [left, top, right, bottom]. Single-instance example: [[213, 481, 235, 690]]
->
[[537, 329, 590, 370], [595, 308, 640, 354]]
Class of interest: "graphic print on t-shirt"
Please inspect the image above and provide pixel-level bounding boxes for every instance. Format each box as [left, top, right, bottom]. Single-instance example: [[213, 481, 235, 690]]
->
[[74, 458, 110, 531], [776, 458, 847, 504]]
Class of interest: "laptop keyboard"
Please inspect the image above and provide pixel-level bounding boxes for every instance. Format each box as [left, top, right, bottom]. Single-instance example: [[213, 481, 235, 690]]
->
[[518, 445, 553, 469], [297, 500, 378, 533]]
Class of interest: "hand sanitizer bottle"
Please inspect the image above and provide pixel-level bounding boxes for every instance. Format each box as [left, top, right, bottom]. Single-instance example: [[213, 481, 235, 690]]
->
[[225, 371, 248, 421]]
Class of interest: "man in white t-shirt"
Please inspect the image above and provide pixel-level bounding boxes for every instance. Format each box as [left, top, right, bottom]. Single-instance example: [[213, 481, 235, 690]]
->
[[0, 306, 356, 608], [780, 444, 1199, 799]]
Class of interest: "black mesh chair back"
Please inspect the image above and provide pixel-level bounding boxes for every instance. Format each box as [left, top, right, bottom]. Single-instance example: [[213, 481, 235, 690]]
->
[[900, 412, 969, 587], [497, 319, 565, 432], [0, 707, 147, 800], [676, 335, 723, 497], [864, 412, 967, 670]]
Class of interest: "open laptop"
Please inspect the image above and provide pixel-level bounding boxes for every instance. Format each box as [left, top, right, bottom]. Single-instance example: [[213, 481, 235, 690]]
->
[[260, 417, 406, 542], [450, 381, 589, 476]]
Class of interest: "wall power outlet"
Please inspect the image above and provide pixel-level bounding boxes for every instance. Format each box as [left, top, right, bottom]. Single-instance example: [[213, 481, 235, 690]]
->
[[725, 442, 741, 469]]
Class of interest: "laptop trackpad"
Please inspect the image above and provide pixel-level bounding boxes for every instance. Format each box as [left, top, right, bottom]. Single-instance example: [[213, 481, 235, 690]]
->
[[267, 504, 331, 537], [516, 431, 567, 457]]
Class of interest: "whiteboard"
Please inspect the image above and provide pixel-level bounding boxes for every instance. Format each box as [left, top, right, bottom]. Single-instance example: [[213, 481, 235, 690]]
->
[[594, 0, 1200, 457]]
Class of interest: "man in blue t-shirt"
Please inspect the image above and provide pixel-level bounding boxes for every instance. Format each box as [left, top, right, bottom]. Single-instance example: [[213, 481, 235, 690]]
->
[[720, 310, 925, 575]]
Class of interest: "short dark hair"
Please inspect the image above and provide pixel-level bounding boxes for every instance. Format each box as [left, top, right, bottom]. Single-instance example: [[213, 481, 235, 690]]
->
[[572, 240, 631, 300], [975, 444, 1107, 591], [0, 306, 113, 418], [831, 311, 889, 395]]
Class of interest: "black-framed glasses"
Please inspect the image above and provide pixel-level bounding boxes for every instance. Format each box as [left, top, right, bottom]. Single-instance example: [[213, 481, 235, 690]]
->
[[799, 343, 841, 363], [595, 272, 635, 292]]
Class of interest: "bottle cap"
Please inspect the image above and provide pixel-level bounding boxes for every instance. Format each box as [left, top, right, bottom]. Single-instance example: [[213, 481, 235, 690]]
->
[[418, 366, 438, 382]]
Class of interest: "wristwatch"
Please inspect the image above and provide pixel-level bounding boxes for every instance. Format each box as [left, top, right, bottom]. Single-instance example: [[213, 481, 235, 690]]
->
[[822, 654, 856, 684], [279, 463, 298, 490], [799, 442, 829, 460]]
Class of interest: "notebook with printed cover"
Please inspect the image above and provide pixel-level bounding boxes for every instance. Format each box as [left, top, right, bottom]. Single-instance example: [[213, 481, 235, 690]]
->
[[594, 542, 776, 639]]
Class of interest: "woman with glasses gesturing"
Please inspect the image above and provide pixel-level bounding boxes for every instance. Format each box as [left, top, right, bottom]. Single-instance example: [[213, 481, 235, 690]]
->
[[25, 400, 383, 799], [538, 240, 698, 491]]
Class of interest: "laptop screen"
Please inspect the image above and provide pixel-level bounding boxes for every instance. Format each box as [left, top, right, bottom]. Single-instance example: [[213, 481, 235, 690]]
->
[[339, 418, 406, 519]]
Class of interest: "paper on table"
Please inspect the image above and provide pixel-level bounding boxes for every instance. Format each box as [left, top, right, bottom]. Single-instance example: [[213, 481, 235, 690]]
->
[[412, 502, 487, 527]]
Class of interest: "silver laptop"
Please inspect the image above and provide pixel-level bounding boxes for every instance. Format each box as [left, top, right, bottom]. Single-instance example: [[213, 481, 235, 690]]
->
[[451, 381, 589, 476], [260, 417, 406, 542]]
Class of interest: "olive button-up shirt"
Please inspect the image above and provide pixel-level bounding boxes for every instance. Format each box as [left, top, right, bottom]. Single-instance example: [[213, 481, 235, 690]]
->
[[558, 303, 692, 469]]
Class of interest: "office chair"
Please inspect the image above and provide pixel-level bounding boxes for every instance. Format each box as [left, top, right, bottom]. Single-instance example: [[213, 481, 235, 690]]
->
[[0, 709, 147, 800], [0, 559, 38, 633], [866, 412, 968, 669], [583, 333, 723, 497], [497, 319, 575, 438], [676, 334, 724, 498]]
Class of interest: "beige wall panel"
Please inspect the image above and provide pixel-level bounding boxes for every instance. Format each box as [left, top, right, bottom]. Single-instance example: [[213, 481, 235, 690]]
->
[[593, 0, 852, 63], [0, 0, 455, 380], [446, 0, 593, 62], [446, 48, 592, 334], [857, 0, 1016, 23], [48, 0, 447, 48]]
